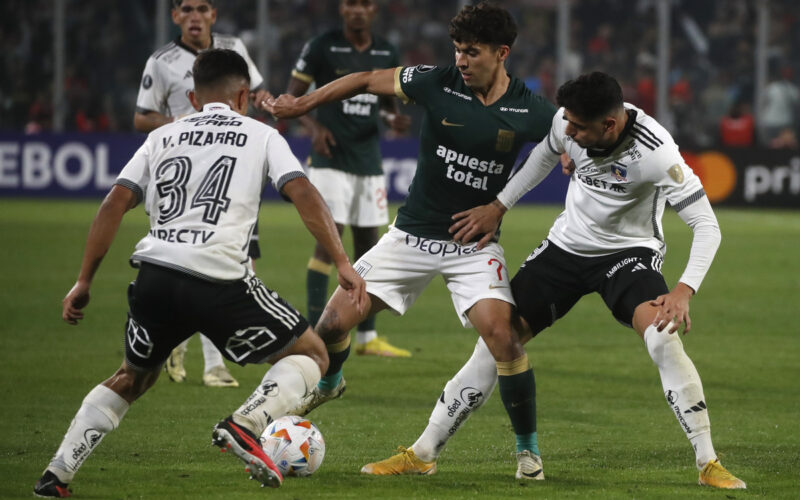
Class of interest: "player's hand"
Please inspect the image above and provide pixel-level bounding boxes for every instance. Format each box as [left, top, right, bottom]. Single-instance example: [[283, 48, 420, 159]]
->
[[561, 152, 575, 176], [649, 282, 694, 334], [449, 200, 505, 249], [385, 112, 411, 134], [62, 280, 91, 325], [336, 265, 368, 315], [310, 123, 337, 158], [251, 89, 274, 111], [264, 94, 305, 119]]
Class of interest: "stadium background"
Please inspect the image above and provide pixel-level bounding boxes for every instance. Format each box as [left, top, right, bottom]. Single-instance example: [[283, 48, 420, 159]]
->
[[1, 0, 799, 207], [0, 1, 798, 498]]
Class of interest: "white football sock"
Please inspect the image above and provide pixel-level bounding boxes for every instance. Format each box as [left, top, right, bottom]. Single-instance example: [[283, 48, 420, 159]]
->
[[644, 324, 717, 469], [232, 355, 321, 435], [200, 334, 226, 372], [47, 385, 130, 483], [356, 329, 377, 345], [412, 337, 498, 462]]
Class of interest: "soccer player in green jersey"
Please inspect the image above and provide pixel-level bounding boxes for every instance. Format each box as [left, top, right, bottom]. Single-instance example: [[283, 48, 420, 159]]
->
[[264, 1, 556, 479], [285, 0, 412, 358]]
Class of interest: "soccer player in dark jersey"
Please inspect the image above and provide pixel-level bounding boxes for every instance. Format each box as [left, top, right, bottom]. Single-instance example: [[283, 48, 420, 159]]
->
[[33, 49, 366, 497], [264, 2, 556, 479], [285, 0, 412, 358], [365, 72, 745, 489]]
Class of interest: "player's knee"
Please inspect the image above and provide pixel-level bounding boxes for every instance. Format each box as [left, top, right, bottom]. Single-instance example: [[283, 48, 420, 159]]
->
[[280, 354, 323, 395], [644, 323, 684, 367], [480, 325, 523, 361]]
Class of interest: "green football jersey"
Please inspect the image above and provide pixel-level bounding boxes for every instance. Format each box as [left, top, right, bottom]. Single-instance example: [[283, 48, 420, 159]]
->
[[292, 29, 400, 176], [394, 65, 556, 240]]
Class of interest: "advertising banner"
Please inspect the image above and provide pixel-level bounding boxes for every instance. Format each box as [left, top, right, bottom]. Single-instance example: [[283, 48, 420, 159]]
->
[[0, 133, 797, 208]]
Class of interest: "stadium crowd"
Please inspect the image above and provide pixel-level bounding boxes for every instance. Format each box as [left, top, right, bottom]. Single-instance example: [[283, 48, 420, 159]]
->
[[1, 0, 799, 148]]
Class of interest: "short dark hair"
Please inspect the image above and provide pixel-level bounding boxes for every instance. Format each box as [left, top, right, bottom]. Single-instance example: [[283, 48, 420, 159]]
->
[[172, 0, 215, 9], [556, 72, 624, 121], [449, 1, 517, 48], [192, 49, 250, 90]]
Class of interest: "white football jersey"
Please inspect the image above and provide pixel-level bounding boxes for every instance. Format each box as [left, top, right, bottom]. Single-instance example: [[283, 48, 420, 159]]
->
[[544, 103, 706, 257], [136, 34, 264, 118], [116, 103, 305, 281]]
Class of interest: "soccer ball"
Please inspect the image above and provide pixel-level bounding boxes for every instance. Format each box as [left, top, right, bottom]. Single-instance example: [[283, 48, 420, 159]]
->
[[260, 415, 325, 477]]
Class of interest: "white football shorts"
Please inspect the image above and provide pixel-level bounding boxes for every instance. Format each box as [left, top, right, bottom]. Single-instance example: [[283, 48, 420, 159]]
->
[[353, 226, 515, 328], [308, 167, 388, 227]]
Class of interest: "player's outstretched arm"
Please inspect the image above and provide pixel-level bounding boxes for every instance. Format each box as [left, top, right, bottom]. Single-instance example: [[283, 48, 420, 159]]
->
[[281, 177, 367, 313], [264, 68, 399, 119], [63, 185, 138, 325]]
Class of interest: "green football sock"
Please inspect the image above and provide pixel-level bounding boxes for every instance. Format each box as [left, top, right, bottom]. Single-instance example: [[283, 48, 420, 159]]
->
[[306, 265, 329, 327]]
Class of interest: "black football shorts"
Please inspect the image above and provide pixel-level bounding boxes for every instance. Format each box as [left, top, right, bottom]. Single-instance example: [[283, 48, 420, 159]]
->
[[511, 240, 669, 335], [124, 263, 309, 370]]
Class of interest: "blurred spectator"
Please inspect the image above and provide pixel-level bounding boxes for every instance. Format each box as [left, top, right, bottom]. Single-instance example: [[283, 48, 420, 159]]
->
[[720, 100, 755, 147], [759, 66, 800, 148]]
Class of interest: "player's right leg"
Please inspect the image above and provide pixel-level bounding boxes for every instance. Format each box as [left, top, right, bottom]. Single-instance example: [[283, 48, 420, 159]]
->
[[36, 264, 189, 496], [287, 286, 387, 416], [202, 273, 327, 488]]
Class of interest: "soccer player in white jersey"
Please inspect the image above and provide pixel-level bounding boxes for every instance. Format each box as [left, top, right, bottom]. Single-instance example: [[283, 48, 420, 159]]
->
[[33, 49, 366, 497], [362, 72, 746, 490], [134, 0, 272, 388]]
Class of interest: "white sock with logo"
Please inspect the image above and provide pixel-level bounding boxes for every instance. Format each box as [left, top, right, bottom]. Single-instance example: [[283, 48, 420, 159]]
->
[[200, 334, 225, 372], [412, 338, 498, 462], [46, 385, 130, 483], [644, 324, 717, 469], [232, 355, 321, 435]]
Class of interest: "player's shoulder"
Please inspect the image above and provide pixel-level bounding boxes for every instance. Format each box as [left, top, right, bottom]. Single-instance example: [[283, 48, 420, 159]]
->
[[508, 77, 556, 114], [369, 33, 397, 54], [307, 29, 343, 49], [626, 103, 675, 153], [149, 40, 181, 63], [212, 33, 244, 50]]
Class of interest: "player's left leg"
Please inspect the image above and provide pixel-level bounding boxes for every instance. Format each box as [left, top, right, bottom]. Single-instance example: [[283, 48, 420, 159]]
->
[[351, 225, 410, 357], [468, 298, 543, 481], [632, 303, 745, 489], [606, 256, 745, 490]]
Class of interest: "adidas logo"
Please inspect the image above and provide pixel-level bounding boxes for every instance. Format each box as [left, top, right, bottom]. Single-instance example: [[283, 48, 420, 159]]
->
[[684, 400, 707, 414], [631, 262, 648, 272], [184, 70, 193, 79]]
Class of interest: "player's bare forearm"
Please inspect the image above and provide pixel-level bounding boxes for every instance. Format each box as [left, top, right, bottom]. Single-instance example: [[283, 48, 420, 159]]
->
[[64, 185, 136, 324], [133, 111, 173, 133], [78, 185, 137, 283], [266, 68, 398, 118]]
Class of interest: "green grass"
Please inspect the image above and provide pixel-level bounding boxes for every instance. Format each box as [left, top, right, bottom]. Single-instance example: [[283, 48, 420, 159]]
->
[[0, 199, 797, 499]]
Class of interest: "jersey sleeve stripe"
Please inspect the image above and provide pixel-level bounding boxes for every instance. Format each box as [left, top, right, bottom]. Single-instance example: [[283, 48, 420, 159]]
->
[[632, 123, 664, 145], [545, 131, 560, 155], [630, 130, 658, 150], [290, 69, 314, 84], [114, 179, 144, 206], [275, 171, 307, 192], [651, 187, 663, 240], [672, 188, 707, 212], [393, 67, 411, 104], [135, 106, 159, 114]]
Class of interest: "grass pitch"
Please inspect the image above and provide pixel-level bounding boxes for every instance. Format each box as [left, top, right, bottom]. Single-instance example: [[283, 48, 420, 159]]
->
[[0, 199, 797, 499]]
